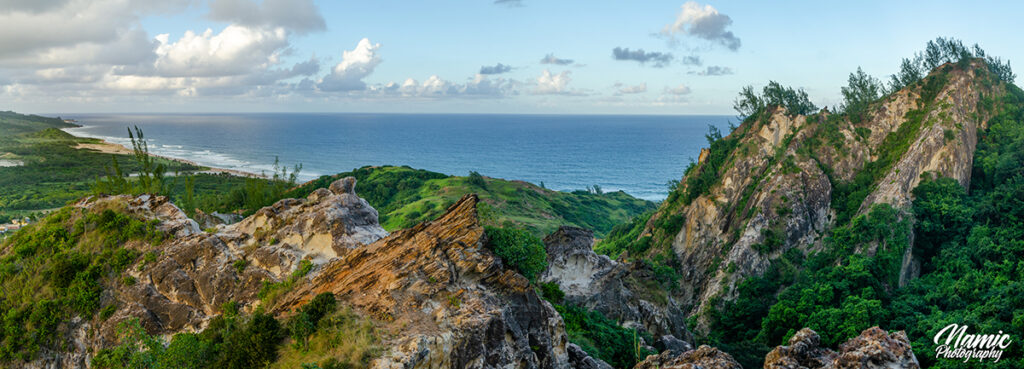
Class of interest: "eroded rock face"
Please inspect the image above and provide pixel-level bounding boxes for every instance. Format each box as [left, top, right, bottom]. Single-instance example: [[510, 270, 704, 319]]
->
[[273, 195, 604, 369], [59, 177, 390, 362], [647, 61, 1004, 330], [764, 327, 919, 369], [539, 226, 692, 341], [633, 345, 742, 369]]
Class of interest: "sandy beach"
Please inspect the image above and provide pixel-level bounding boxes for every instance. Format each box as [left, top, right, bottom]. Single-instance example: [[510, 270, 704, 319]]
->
[[73, 139, 264, 178]]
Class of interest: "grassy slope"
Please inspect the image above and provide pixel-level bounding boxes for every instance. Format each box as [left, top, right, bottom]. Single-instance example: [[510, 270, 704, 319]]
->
[[285, 166, 656, 237]]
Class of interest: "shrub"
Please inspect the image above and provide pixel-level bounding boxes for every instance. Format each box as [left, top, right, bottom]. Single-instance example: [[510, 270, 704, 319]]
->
[[484, 226, 548, 281], [539, 282, 565, 303]]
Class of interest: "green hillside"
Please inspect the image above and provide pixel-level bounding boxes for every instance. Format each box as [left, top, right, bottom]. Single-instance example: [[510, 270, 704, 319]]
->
[[284, 166, 656, 237]]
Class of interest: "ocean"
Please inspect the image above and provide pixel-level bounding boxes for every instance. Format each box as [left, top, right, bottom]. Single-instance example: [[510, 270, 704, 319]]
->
[[62, 113, 733, 201]]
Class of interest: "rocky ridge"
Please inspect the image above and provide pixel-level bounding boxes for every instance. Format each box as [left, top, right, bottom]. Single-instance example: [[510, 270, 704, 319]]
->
[[635, 60, 1005, 329]]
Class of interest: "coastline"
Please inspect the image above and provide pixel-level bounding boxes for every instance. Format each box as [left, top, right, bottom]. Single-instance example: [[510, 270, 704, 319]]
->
[[69, 134, 264, 178]]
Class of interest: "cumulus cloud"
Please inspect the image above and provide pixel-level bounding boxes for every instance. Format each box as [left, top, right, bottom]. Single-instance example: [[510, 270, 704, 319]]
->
[[152, 26, 290, 77], [0, 0, 333, 102], [318, 38, 382, 92], [479, 63, 512, 75], [540, 53, 573, 65], [613, 82, 647, 95], [0, 0, 188, 59], [208, 0, 326, 34], [664, 84, 692, 95], [662, 1, 741, 51], [376, 74, 518, 98], [534, 69, 576, 95], [691, 65, 733, 76], [612, 47, 673, 67]]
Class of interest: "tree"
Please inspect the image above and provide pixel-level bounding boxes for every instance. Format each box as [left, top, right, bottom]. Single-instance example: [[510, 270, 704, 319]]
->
[[840, 67, 882, 122], [733, 85, 763, 120]]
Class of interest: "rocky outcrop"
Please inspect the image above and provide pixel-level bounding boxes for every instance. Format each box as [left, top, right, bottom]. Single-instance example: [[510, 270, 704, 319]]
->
[[274, 195, 602, 369], [63, 177, 390, 359], [764, 327, 919, 369], [633, 345, 742, 369], [640, 60, 1004, 329], [539, 226, 692, 341]]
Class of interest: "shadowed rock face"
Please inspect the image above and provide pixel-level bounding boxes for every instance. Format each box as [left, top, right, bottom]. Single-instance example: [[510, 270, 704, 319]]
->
[[764, 327, 919, 369], [539, 226, 692, 342]]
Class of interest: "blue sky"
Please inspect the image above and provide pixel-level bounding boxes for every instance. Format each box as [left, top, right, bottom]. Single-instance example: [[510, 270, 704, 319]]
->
[[0, 0, 1021, 115]]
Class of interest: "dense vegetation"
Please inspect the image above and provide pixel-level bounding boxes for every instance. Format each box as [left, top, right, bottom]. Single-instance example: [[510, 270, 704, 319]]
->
[[698, 46, 1024, 368], [281, 166, 655, 237], [92, 292, 380, 369], [0, 205, 165, 361], [538, 283, 654, 369], [587, 38, 1023, 368]]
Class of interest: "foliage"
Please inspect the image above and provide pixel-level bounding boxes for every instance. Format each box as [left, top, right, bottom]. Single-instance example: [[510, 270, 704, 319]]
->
[[556, 304, 655, 369], [889, 37, 1014, 92], [840, 67, 883, 122], [734, 81, 817, 119], [484, 226, 547, 281], [539, 281, 565, 303], [281, 166, 654, 237], [92, 294, 378, 369], [706, 205, 909, 368], [0, 206, 164, 362]]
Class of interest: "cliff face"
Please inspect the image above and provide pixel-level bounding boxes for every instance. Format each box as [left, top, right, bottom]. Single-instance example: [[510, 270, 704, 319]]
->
[[642, 60, 1004, 328], [539, 226, 692, 342]]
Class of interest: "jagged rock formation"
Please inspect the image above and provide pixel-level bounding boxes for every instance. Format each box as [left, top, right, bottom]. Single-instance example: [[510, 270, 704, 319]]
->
[[539, 226, 692, 341], [763, 327, 919, 369], [26, 177, 619, 369], [59, 178, 389, 361], [636, 60, 1005, 328], [633, 345, 742, 369], [273, 195, 603, 369]]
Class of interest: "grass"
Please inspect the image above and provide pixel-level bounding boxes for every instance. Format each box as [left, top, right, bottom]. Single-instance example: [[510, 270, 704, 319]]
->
[[270, 307, 381, 369], [284, 166, 655, 237]]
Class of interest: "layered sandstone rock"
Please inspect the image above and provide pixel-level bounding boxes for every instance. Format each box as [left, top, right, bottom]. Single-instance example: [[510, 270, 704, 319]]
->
[[274, 195, 601, 369]]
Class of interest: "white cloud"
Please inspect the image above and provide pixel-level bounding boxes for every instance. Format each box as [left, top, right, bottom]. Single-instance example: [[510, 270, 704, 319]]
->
[[152, 25, 289, 77], [318, 38, 382, 92], [662, 2, 741, 51], [369, 74, 517, 98], [614, 82, 647, 95], [534, 69, 572, 95]]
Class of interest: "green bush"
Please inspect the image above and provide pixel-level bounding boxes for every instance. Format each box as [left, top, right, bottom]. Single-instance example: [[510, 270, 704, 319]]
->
[[484, 226, 548, 281], [556, 304, 655, 369], [539, 282, 565, 303]]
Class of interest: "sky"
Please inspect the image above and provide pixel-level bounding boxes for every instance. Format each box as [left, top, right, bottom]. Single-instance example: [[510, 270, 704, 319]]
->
[[0, 0, 1021, 115]]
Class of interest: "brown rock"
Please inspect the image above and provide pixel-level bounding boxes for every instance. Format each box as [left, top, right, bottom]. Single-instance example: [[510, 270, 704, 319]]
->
[[763, 327, 919, 369], [634, 345, 742, 369]]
